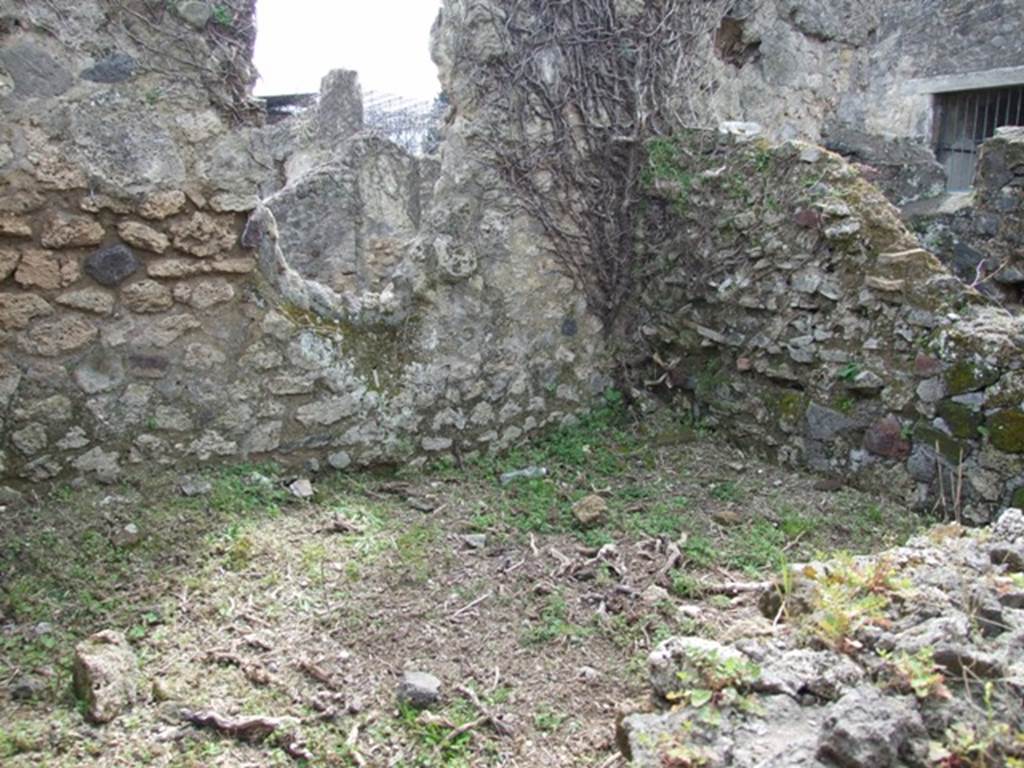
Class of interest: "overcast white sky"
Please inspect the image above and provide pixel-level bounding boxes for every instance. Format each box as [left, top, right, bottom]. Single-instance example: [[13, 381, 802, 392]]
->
[[253, 0, 443, 102]]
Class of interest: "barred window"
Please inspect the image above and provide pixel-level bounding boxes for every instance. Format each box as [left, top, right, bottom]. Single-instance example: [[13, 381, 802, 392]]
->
[[935, 85, 1024, 191]]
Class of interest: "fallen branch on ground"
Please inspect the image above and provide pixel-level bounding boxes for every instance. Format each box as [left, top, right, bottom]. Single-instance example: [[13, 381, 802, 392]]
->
[[180, 709, 295, 743], [344, 714, 375, 767], [457, 683, 515, 738], [449, 592, 492, 621], [655, 542, 682, 580], [297, 659, 339, 689], [320, 517, 364, 535], [549, 547, 574, 577], [698, 580, 772, 596]]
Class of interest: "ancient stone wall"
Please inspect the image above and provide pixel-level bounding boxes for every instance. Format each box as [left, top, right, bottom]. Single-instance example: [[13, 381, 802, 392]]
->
[[0, 0, 606, 492], [0, 0, 1019, 520], [639, 132, 1024, 523]]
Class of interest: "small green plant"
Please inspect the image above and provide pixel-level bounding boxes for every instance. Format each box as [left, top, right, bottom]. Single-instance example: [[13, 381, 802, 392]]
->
[[930, 682, 1024, 767], [211, 4, 233, 26], [643, 137, 694, 212], [0, 724, 42, 758], [394, 524, 438, 584], [880, 647, 950, 700], [710, 481, 742, 503], [835, 395, 855, 414], [533, 707, 568, 732], [803, 555, 908, 653], [934, 721, 1019, 768], [224, 532, 255, 571], [625, 497, 690, 538], [753, 144, 773, 173], [775, 504, 817, 540], [694, 359, 728, 402], [522, 592, 590, 645], [671, 572, 703, 599], [668, 647, 761, 713], [397, 699, 478, 765], [838, 362, 862, 382]]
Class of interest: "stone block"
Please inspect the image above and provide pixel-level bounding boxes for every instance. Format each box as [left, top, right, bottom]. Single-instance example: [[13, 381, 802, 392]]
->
[[56, 288, 115, 315], [989, 410, 1024, 454], [396, 671, 441, 709], [0, 215, 32, 238], [81, 53, 138, 83], [0, 39, 73, 98], [72, 630, 140, 724], [118, 222, 170, 254], [18, 316, 99, 356], [817, 688, 927, 768], [172, 278, 235, 309], [85, 245, 140, 286], [123, 280, 173, 313], [0, 250, 19, 281], [15, 249, 79, 290], [138, 191, 187, 220], [169, 213, 236, 258], [863, 416, 910, 459], [0, 293, 53, 330], [40, 214, 104, 249]]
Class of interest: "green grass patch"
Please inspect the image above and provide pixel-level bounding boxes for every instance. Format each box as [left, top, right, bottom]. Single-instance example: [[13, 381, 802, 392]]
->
[[522, 592, 591, 645]]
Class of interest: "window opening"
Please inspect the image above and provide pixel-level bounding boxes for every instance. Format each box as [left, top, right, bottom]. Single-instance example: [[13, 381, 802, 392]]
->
[[935, 85, 1024, 191]]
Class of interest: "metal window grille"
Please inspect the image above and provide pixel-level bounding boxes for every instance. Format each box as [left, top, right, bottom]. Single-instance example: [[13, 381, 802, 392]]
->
[[935, 85, 1024, 191], [363, 91, 442, 155]]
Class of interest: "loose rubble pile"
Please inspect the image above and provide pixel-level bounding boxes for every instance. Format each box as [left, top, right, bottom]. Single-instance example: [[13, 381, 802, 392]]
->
[[618, 508, 1024, 767]]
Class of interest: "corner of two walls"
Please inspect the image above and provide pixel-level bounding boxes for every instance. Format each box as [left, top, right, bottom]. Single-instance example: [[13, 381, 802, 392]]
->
[[0, 0, 607, 497], [639, 133, 1023, 523]]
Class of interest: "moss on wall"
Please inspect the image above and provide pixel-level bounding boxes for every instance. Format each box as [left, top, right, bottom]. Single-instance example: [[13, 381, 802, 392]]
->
[[988, 410, 1024, 454], [278, 303, 420, 396]]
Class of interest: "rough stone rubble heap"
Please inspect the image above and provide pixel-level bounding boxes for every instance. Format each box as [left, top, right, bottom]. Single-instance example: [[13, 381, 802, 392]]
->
[[619, 507, 1024, 767]]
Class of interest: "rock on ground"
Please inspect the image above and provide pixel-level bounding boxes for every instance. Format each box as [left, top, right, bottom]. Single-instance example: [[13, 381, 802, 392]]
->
[[72, 629, 141, 723], [396, 670, 442, 709]]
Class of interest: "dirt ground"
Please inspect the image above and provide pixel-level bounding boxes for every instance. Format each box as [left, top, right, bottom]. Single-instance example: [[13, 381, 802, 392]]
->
[[0, 407, 930, 766]]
